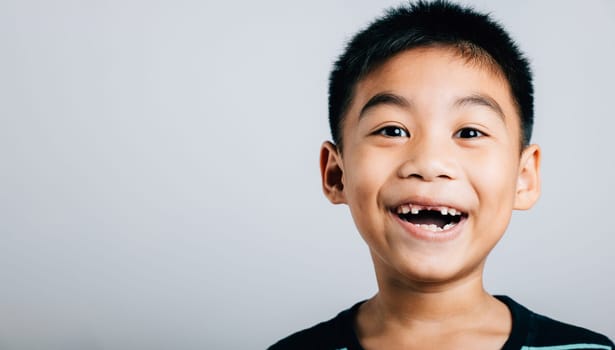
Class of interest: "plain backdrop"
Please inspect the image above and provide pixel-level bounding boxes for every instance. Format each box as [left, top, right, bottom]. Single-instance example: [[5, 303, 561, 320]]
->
[[1, 0, 614, 349]]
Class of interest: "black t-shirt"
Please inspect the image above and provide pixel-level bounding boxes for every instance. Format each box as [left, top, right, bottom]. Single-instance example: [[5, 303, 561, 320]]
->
[[269, 295, 614, 350]]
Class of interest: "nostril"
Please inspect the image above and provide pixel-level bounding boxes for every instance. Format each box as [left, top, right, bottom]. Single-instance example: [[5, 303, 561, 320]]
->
[[403, 172, 452, 181], [397, 158, 456, 181]]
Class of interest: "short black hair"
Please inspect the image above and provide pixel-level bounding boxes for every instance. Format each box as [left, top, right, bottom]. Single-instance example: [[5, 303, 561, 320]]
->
[[328, 0, 533, 150]]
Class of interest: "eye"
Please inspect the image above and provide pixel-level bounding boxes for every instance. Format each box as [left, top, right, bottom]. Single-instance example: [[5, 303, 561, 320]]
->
[[376, 126, 410, 138], [455, 127, 485, 139]]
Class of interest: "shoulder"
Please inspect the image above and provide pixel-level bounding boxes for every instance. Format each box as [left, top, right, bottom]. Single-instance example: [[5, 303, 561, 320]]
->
[[497, 295, 614, 350], [527, 311, 614, 349], [267, 301, 365, 350]]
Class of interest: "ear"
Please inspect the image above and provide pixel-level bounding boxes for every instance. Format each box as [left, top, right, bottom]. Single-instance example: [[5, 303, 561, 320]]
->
[[513, 144, 541, 210], [319, 141, 347, 204]]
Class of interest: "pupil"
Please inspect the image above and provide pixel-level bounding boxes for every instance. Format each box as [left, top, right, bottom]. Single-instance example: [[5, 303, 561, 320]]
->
[[463, 129, 477, 138]]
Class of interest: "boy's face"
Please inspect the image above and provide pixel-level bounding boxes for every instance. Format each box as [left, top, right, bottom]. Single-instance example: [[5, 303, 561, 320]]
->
[[320, 47, 540, 285]]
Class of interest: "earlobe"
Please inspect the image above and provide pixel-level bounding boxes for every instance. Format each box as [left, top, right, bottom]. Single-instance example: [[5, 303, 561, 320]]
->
[[513, 144, 541, 210], [320, 141, 347, 204]]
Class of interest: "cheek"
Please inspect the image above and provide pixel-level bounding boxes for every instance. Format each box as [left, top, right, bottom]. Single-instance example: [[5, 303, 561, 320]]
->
[[468, 149, 519, 210], [344, 149, 396, 214]]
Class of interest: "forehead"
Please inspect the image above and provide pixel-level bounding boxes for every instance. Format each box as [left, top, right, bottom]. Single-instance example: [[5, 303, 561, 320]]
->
[[349, 46, 519, 124]]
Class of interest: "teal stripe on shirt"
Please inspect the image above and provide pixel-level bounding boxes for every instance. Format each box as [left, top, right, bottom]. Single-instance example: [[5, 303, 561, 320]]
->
[[521, 344, 612, 350]]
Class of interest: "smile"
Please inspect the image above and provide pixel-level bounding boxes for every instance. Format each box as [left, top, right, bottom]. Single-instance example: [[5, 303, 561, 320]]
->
[[393, 203, 467, 233]]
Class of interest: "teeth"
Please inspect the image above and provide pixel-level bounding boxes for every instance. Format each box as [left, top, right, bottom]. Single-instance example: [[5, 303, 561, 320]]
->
[[396, 205, 410, 214], [396, 204, 464, 216], [418, 224, 442, 232], [416, 223, 457, 232]]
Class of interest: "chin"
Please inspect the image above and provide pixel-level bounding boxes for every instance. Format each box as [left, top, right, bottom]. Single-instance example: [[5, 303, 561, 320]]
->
[[402, 265, 464, 285], [383, 252, 481, 287]]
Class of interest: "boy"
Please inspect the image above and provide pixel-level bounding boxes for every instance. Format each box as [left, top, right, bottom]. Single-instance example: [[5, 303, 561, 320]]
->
[[270, 1, 614, 349]]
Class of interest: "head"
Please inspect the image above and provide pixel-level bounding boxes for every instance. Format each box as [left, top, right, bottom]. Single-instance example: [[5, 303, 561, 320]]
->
[[328, 0, 534, 152], [320, 1, 541, 286]]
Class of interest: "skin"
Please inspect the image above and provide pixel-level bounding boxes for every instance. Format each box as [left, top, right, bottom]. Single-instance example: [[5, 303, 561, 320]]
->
[[320, 47, 541, 349]]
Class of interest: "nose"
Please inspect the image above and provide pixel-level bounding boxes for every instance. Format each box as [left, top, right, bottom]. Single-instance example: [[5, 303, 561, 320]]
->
[[397, 136, 457, 181]]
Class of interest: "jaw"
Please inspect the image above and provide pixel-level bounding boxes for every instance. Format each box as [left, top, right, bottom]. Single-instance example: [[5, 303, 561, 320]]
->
[[369, 232, 489, 290], [365, 206, 490, 286]]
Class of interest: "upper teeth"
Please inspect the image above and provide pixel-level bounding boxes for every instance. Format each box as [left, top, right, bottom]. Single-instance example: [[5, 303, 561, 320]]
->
[[396, 204, 462, 216]]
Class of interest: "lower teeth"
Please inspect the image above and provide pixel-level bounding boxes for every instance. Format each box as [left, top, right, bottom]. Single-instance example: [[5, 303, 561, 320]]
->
[[416, 223, 456, 232]]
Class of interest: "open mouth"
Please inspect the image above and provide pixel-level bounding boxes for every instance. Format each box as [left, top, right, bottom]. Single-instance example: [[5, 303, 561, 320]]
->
[[393, 204, 467, 232]]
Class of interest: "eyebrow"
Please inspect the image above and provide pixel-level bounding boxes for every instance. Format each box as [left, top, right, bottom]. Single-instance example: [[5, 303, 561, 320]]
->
[[453, 93, 505, 120], [358, 91, 506, 120], [359, 92, 411, 119]]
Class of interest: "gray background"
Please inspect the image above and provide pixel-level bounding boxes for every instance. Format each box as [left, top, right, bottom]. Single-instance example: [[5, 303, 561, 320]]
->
[[1, 0, 614, 349]]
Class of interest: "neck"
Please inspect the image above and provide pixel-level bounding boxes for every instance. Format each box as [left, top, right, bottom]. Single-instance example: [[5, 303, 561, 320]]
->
[[361, 257, 495, 329], [354, 255, 512, 348]]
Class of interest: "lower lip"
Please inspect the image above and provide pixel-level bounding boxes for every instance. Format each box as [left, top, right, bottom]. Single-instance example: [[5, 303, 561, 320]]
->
[[391, 212, 466, 243]]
